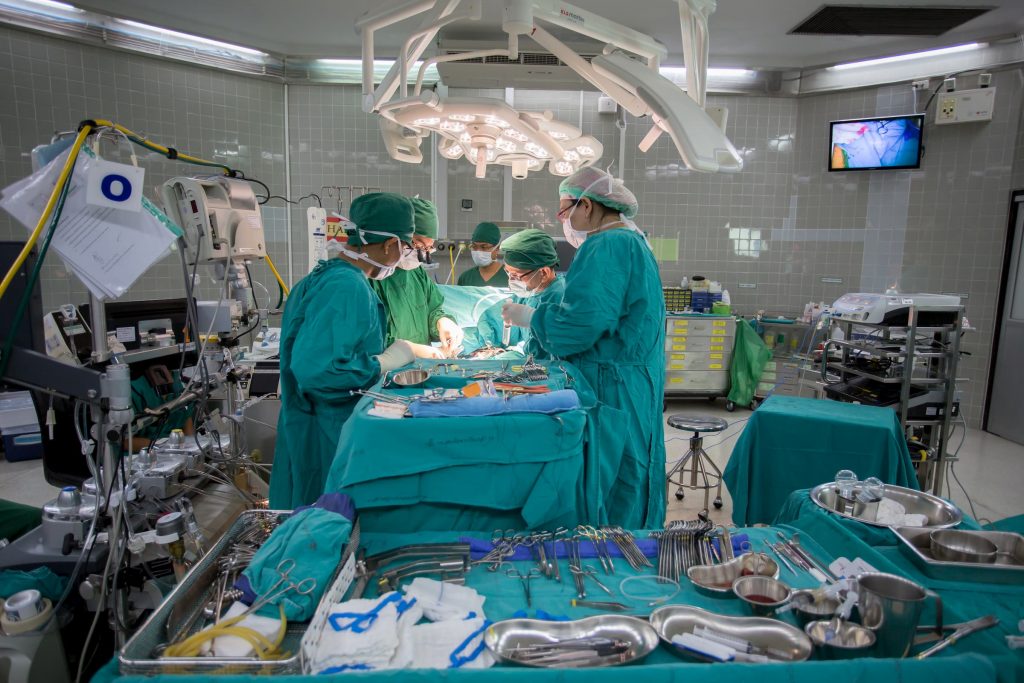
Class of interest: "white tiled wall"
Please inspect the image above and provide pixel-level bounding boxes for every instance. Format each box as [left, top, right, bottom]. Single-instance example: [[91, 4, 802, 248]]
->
[[1, 24, 1022, 427]]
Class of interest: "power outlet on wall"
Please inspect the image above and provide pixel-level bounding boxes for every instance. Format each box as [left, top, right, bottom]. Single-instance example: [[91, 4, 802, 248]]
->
[[937, 96, 958, 123]]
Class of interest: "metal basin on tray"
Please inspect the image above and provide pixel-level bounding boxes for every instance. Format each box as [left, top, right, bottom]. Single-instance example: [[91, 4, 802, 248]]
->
[[649, 605, 812, 663], [484, 616, 659, 668], [810, 482, 961, 529]]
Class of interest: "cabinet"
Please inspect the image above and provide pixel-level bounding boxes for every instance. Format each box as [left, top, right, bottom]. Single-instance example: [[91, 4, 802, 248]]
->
[[664, 314, 734, 399]]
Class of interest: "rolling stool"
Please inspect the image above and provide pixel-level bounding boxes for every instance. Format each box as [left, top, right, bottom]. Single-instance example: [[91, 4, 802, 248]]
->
[[666, 415, 728, 519]]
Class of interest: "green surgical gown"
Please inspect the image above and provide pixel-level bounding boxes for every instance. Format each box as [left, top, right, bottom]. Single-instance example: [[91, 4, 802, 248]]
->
[[370, 267, 449, 346], [531, 228, 667, 528], [457, 266, 509, 288], [269, 259, 386, 510], [477, 275, 566, 359], [130, 372, 190, 442]]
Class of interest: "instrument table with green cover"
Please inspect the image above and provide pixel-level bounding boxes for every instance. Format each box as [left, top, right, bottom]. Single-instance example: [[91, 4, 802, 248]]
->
[[723, 395, 918, 526], [323, 359, 610, 533], [94, 522, 1005, 683]]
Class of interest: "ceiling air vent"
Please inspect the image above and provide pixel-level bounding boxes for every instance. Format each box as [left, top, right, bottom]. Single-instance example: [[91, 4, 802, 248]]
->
[[790, 5, 993, 36]]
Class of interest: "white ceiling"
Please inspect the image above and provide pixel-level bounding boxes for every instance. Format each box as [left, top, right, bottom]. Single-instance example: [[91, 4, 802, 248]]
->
[[72, 0, 1024, 69]]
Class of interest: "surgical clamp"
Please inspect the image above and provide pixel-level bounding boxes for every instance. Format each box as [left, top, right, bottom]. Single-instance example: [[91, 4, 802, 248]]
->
[[505, 565, 542, 607]]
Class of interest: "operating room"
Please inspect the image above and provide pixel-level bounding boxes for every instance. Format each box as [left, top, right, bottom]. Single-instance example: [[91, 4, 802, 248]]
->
[[1, 0, 1024, 680]]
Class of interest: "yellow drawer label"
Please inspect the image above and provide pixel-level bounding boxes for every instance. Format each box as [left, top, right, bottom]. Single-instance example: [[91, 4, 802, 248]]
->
[[670, 362, 685, 370], [671, 336, 687, 343], [710, 353, 723, 359], [672, 344, 687, 351], [710, 345, 723, 351], [672, 321, 688, 328], [711, 336, 725, 343], [709, 363, 723, 369], [670, 377, 684, 384], [713, 320, 727, 327], [671, 354, 685, 360]]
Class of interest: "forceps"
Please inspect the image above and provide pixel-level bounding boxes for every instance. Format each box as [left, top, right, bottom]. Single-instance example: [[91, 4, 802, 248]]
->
[[242, 559, 317, 618], [570, 564, 613, 597], [505, 566, 542, 607]]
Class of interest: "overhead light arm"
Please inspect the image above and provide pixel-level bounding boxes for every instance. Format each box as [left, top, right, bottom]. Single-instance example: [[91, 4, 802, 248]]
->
[[678, 0, 715, 107], [414, 35, 517, 96], [396, 0, 482, 99]]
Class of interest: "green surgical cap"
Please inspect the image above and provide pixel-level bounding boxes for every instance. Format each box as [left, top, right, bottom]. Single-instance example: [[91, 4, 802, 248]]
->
[[410, 197, 438, 239], [346, 192, 415, 246], [558, 167, 639, 219], [471, 221, 502, 246], [501, 229, 559, 270]]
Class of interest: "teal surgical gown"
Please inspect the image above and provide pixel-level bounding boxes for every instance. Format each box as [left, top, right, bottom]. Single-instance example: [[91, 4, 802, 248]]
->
[[477, 275, 566, 359], [269, 259, 386, 509], [531, 228, 667, 528], [370, 267, 449, 346]]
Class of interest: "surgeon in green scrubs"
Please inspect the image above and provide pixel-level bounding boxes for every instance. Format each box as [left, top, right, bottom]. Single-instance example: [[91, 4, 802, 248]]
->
[[370, 198, 464, 354], [502, 168, 667, 528], [270, 193, 442, 509], [478, 229, 565, 359], [457, 221, 509, 287]]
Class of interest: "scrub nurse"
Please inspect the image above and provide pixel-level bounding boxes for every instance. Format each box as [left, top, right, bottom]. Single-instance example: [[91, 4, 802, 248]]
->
[[371, 197, 464, 355], [270, 192, 442, 509], [501, 168, 667, 528], [457, 222, 509, 287]]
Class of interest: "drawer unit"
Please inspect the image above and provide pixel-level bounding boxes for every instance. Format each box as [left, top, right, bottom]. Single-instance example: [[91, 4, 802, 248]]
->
[[665, 370, 729, 393], [665, 353, 729, 372], [665, 336, 734, 354], [667, 317, 735, 337]]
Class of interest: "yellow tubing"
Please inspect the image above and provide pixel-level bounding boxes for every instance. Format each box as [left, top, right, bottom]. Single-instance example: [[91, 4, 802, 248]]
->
[[0, 125, 91, 302], [164, 603, 287, 659], [264, 253, 289, 297]]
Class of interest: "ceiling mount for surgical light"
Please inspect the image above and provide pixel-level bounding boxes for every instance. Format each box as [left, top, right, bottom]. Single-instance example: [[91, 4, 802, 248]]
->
[[358, 0, 743, 177]]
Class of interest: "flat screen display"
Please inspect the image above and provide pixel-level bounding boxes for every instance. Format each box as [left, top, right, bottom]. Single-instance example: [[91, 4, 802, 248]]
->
[[828, 115, 924, 171]]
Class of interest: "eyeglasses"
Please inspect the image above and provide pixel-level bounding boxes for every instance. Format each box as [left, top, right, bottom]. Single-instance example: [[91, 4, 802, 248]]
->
[[555, 200, 578, 221], [506, 268, 537, 283]]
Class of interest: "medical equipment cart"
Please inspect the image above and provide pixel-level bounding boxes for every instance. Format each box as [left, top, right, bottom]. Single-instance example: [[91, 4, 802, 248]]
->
[[753, 319, 822, 409], [663, 314, 735, 406]]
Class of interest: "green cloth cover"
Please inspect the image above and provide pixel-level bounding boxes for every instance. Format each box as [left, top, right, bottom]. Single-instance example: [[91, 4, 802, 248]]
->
[[726, 319, 771, 406]]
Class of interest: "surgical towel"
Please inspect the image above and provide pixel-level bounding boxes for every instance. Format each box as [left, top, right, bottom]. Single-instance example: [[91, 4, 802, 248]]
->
[[403, 618, 494, 670], [241, 507, 351, 621], [403, 578, 486, 622], [198, 601, 282, 658], [407, 389, 579, 418], [313, 592, 422, 673]]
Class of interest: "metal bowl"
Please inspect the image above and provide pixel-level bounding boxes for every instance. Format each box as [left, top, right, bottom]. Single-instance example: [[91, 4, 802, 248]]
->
[[732, 575, 792, 616], [484, 616, 659, 668], [391, 368, 430, 387], [650, 605, 812, 662], [929, 529, 998, 564], [788, 589, 842, 627], [810, 482, 962, 529], [687, 553, 780, 595], [805, 620, 876, 660]]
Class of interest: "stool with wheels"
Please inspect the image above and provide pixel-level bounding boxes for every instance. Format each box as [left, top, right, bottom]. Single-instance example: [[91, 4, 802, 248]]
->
[[665, 415, 728, 519]]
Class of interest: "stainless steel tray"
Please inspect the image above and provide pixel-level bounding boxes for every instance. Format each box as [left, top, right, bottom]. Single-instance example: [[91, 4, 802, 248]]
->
[[484, 616, 659, 668], [810, 481, 961, 529], [893, 526, 1024, 585], [119, 509, 359, 675], [649, 605, 812, 663]]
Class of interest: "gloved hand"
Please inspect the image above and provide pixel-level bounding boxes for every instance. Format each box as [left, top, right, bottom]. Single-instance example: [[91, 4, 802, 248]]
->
[[502, 302, 535, 328], [436, 317, 464, 355], [408, 342, 445, 359], [375, 340, 416, 372]]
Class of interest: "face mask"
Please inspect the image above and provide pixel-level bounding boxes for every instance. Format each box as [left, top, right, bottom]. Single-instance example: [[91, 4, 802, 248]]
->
[[339, 242, 402, 281], [397, 249, 421, 270], [471, 250, 493, 267], [508, 270, 542, 296]]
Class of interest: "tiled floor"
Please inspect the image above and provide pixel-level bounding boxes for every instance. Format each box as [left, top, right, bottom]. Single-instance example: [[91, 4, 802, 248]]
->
[[1, 400, 1021, 525]]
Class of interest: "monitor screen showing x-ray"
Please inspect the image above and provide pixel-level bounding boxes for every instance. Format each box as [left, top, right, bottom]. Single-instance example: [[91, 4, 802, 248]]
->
[[828, 115, 924, 171]]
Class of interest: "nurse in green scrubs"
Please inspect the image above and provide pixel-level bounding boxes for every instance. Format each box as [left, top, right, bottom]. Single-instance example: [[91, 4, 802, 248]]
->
[[457, 221, 509, 287]]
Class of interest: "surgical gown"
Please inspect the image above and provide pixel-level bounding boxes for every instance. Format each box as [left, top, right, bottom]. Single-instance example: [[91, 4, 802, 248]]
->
[[269, 259, 386, 510], [477, 275, 566, 359], [457, 266, 509, 288], [370, 267, 449, 346], [530, 228, 667, 528]]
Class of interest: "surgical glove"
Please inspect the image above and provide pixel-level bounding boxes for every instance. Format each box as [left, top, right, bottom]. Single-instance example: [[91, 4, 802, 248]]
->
[[436, 317, 464, 353], [376, 340, 416, 372], [502, 302, 535, 328], [408, 342, 445, 360]]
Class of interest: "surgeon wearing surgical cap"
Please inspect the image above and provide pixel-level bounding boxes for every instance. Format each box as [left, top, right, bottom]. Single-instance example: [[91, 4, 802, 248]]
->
[[502, 168, 667, 528], [271, 192, 443, 509], [370, 198, 464, 355], [457, 221, 509, 287], [478, 229, 565, 359]]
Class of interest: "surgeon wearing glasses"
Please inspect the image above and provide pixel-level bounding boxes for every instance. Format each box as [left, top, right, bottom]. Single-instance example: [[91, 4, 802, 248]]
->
[[271, 192, 442, 509], [501, 168, 667, 529], [370, 197, 464, 356]]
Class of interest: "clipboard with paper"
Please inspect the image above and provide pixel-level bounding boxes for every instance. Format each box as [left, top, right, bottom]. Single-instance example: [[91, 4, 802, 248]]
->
[[0, 143, 182, 301]]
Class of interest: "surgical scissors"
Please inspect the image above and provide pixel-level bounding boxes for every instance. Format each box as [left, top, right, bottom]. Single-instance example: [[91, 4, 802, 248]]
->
[[505, 565, 542, 607]]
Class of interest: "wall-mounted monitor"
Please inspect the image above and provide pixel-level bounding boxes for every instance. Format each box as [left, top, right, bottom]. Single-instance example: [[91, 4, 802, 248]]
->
[[828, 114, 924, 172]]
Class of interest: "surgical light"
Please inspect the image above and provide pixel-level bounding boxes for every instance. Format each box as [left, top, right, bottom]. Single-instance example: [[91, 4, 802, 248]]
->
[[829, 43, 983, 71]]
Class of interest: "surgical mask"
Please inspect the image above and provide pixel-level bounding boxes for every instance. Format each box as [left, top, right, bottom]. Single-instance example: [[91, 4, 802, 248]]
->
[[471, 250, 494, 267], [508, 270, 542, 297], [560, 199, 589, 249], [397, 249, 421, 270], [338, 242, 404, 281]]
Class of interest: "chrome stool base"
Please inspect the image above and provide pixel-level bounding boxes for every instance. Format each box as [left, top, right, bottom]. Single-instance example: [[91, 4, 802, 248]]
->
[[666, 415, 728, 519]]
